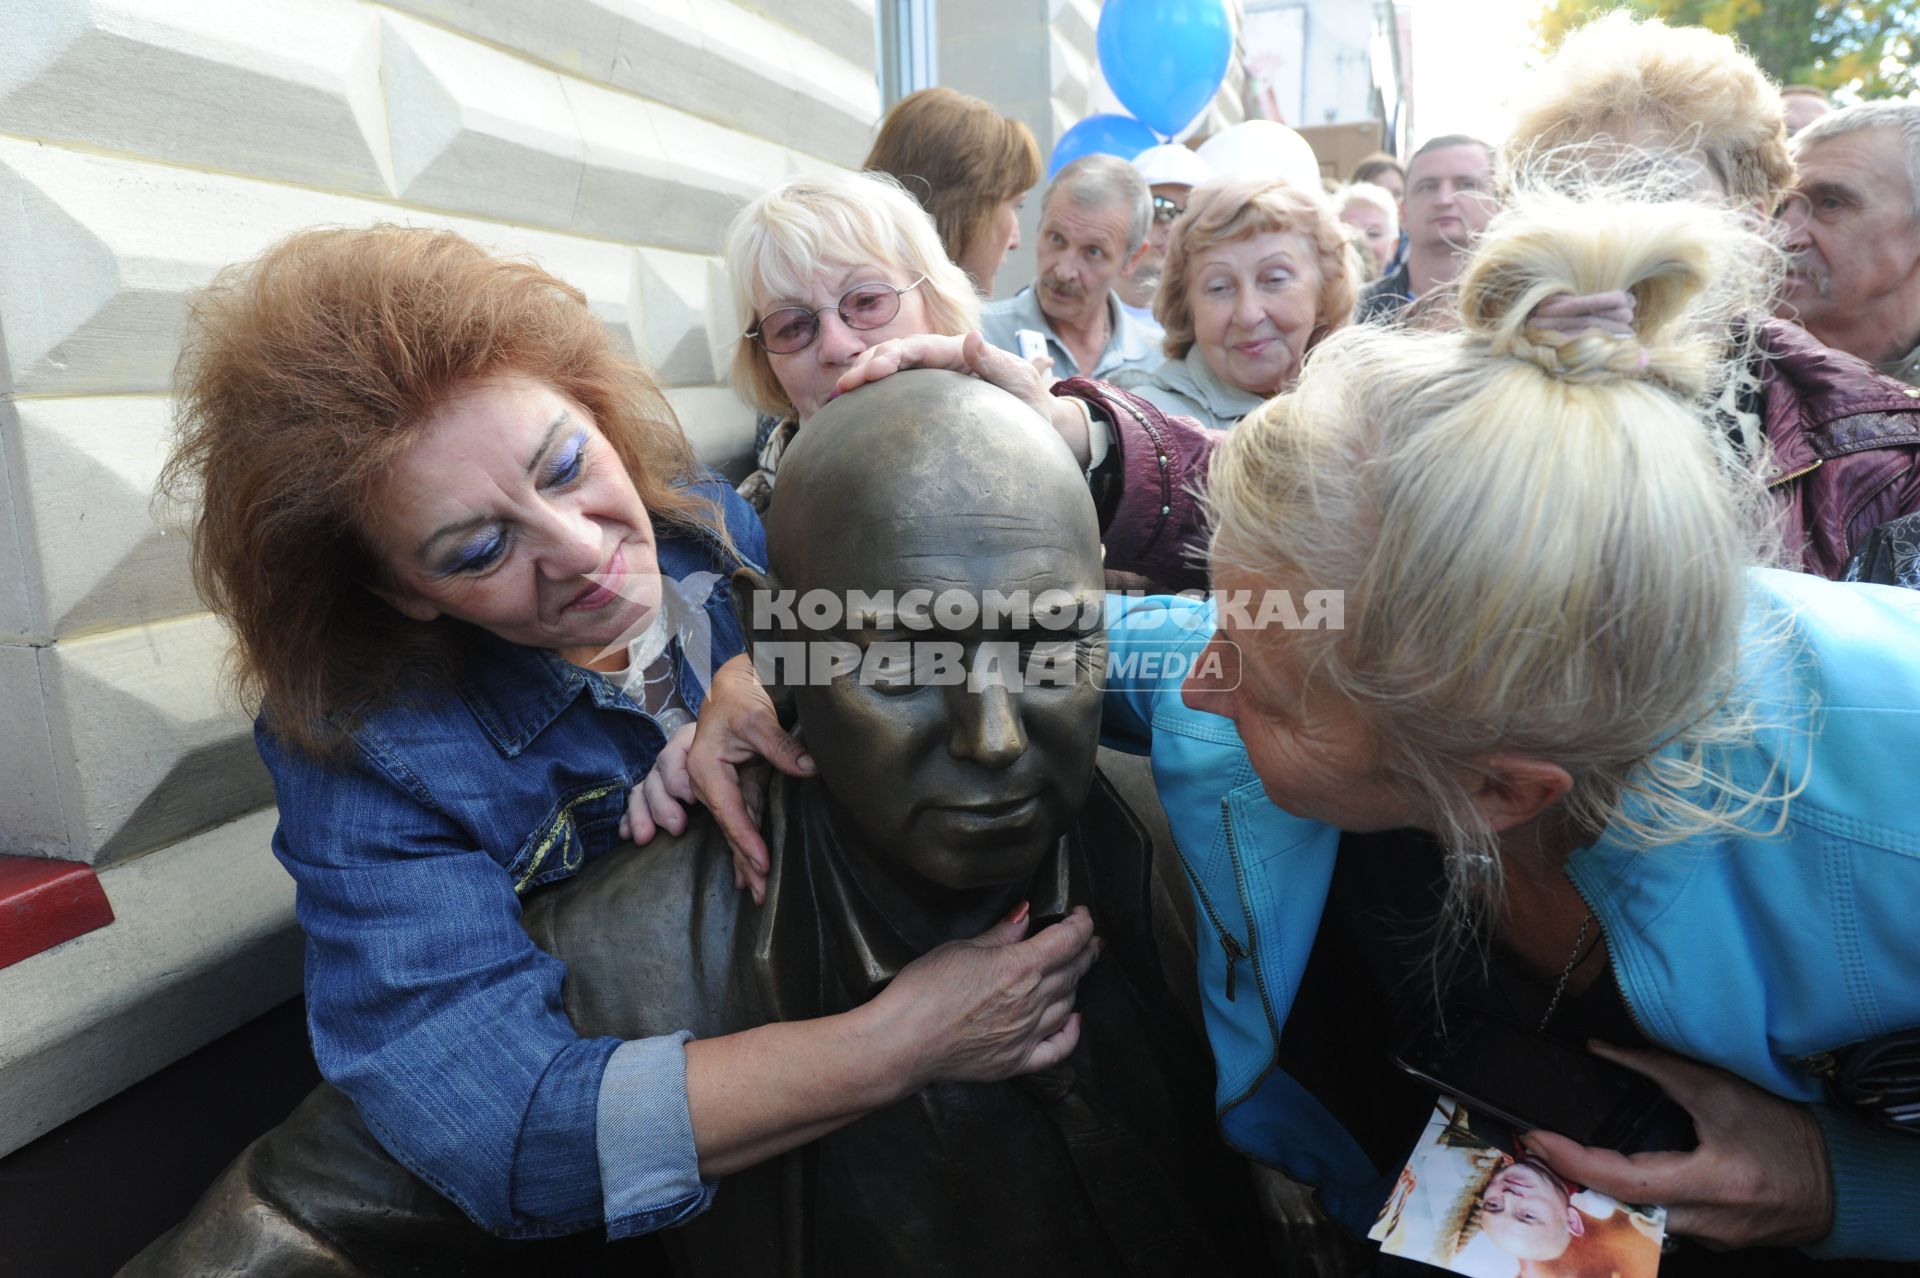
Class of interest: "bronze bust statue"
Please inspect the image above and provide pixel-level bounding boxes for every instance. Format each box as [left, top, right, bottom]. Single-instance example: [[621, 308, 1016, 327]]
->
[[124, 371, 1264, 1277]]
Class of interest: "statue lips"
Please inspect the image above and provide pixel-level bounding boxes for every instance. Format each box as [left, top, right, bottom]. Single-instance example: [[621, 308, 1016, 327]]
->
[[928, 791, 1044, 836]]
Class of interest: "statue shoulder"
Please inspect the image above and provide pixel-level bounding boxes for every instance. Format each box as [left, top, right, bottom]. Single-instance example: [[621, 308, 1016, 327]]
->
[[521, 814, 745, 1040]]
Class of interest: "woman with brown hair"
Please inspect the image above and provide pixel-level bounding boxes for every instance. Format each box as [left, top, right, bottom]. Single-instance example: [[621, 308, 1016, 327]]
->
[[162, 224, 1096, 1241], [864, 85, 1043, 296]]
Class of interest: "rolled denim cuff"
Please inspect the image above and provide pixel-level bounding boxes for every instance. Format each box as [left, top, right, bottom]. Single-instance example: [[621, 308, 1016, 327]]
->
[[597, 1031, 719, 1239], [1803, 1104, 1920, 1261]]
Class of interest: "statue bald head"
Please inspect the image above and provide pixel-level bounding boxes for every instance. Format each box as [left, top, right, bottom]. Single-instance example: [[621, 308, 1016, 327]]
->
[[765, 370, 1098, 591], [750, 370, 1106, 896]]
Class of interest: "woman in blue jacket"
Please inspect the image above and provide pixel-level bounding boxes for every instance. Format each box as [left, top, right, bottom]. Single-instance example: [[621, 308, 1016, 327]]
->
[[701, 190, 1920, 1266], [163, 225, 1097, 1241], [1095, 193, 1920, 1264]]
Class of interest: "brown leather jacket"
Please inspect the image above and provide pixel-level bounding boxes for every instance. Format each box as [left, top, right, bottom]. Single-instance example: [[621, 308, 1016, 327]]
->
[[1757, 320, 1920, 579]]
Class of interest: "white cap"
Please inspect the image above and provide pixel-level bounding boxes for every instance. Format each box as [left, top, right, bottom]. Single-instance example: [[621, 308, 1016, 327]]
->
[[1130, 143, 1213, 189], [1194, 121, 1323, 195]]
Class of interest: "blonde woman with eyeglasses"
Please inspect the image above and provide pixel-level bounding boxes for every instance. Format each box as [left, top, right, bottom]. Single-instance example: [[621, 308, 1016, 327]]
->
[[725, 171, 981, 510]]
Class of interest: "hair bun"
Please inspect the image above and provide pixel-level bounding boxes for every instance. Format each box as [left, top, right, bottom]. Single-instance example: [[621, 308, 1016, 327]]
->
[[1455, 190, 1768, 398], [1495, 326, 1651, 384]]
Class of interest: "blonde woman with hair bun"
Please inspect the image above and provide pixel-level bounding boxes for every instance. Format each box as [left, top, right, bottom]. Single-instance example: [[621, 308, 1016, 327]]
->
[[1500, 9, 1920, 579], [1096, 190, 1920, 1263], [693, 188, 1920, 1263]]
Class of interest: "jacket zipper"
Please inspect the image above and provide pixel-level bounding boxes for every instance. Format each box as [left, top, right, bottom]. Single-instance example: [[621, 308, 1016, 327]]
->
[[1167, 809, 1251, 1001], [1220, 798, 1284, 1045], [1765, 456, 1824, 490], [1798, 1049, 1840, 1081], [1218, 798, 1251, 1002]]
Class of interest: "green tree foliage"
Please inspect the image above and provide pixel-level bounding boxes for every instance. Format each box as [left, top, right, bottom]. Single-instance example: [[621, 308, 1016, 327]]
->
[[1533, 0, 1920, 100]]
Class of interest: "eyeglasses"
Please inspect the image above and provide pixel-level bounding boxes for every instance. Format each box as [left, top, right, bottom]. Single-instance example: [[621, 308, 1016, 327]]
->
[[1152, 195, 1186, 225], [745, 276, 928, 355]]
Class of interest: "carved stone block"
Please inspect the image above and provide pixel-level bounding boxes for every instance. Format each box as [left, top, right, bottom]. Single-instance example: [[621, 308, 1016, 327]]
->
[[36, 615, 272, 866], [0, 0, 392, 195], [636, 248, 719, 386], [379, 12, 586, 233], [9, 397, 197, 639], [0, 140, 642, 395]]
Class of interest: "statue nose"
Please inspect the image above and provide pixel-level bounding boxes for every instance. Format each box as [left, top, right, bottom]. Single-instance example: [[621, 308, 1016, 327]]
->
[[947, 659, 1027, 771]]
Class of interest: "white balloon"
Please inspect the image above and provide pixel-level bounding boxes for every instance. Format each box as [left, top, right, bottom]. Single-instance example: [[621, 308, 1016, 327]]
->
[[1195, 121, 1325, 195]]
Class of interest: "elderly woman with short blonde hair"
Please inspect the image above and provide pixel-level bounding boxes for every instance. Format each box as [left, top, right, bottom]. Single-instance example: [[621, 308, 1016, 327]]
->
[[725, 170, 980, 508]]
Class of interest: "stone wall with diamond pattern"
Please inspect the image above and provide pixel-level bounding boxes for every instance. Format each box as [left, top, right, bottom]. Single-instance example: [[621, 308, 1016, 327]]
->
[[0, 0, 879, 1156]]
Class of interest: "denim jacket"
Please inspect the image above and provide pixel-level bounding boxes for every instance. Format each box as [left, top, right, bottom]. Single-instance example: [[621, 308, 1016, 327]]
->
[[258, 475, 764, 1240], [1101, 572, 1920, 1260]]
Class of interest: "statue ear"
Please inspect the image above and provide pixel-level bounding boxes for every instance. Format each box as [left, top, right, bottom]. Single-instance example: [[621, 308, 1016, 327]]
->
[[731, 565, 796, 718]]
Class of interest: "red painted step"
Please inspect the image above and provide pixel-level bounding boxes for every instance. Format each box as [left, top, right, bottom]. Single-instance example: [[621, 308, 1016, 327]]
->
[[0, 855, 114, 969]]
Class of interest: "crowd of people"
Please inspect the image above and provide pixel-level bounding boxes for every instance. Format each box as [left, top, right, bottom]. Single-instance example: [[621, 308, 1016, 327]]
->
[[123, 11, 1920, 1277]]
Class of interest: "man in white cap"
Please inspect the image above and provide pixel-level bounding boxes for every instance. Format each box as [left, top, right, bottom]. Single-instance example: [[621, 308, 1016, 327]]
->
[[1117, 143, 1214, 342]]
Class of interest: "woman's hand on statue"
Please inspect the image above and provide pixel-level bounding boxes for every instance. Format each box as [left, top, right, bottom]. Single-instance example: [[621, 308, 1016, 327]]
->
[[835, 331, 1091, 464], [619, 720, 697, 844], [1521, 1042, 1834, 1249], [686, 652, 813, 902], [876, 903, 1102, 1085]]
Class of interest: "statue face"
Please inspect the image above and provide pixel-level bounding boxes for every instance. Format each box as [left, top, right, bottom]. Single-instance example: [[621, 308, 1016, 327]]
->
[[789, 509, 1106, 892]]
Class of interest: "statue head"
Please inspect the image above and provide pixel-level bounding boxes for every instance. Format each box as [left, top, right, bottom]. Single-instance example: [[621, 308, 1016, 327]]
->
[[745, 370, 1105, 905]]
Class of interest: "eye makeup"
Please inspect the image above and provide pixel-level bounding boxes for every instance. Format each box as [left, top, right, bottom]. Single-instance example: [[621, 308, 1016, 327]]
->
[[432, 430, 591, 576], [543, 430, 588, 487]]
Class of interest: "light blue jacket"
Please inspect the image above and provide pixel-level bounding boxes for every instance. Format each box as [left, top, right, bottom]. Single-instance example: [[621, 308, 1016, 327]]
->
[[1099, 570, 1920, 1260]]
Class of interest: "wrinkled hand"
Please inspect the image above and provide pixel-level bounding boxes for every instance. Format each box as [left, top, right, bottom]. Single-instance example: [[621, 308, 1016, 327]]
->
[[838, 330, 1051, 413], [1528, 290, 1638, 338], [1523, 1042, 1834, 1250], [835, 331, 1093, 462], [619, 721, 697, 844], [685, 652, 814, 901], [879, 904, 1101, 1085]]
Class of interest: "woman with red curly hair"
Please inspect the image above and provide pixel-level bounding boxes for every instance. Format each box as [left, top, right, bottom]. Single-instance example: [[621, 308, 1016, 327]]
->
[[162, 225, 1094, 1241]]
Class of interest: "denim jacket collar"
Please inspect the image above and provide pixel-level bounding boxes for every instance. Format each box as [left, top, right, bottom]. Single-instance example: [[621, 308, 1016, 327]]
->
[[454, 506, 760, 759], [452, 636, 612, 759]]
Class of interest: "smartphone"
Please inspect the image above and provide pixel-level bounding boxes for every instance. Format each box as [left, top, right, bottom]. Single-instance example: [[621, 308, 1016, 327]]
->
[[1395, 1007, 1696, 1154], [1014, 328, 1049, 363]]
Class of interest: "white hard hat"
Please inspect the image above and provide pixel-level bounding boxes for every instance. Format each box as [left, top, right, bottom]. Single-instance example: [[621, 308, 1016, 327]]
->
[[1131, 143, 1213, 189], [1195, 121, 1323, 195]]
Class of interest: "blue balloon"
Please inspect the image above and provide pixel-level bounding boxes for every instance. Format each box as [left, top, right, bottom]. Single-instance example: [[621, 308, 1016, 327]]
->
[[1097, 0, 1233, 139], [1048, 112, 1161, 177]]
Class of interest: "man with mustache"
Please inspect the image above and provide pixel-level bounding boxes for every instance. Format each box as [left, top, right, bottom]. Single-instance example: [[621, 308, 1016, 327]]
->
[[1778, 102, 1920, 387], [981, 153, 1159, 380]]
